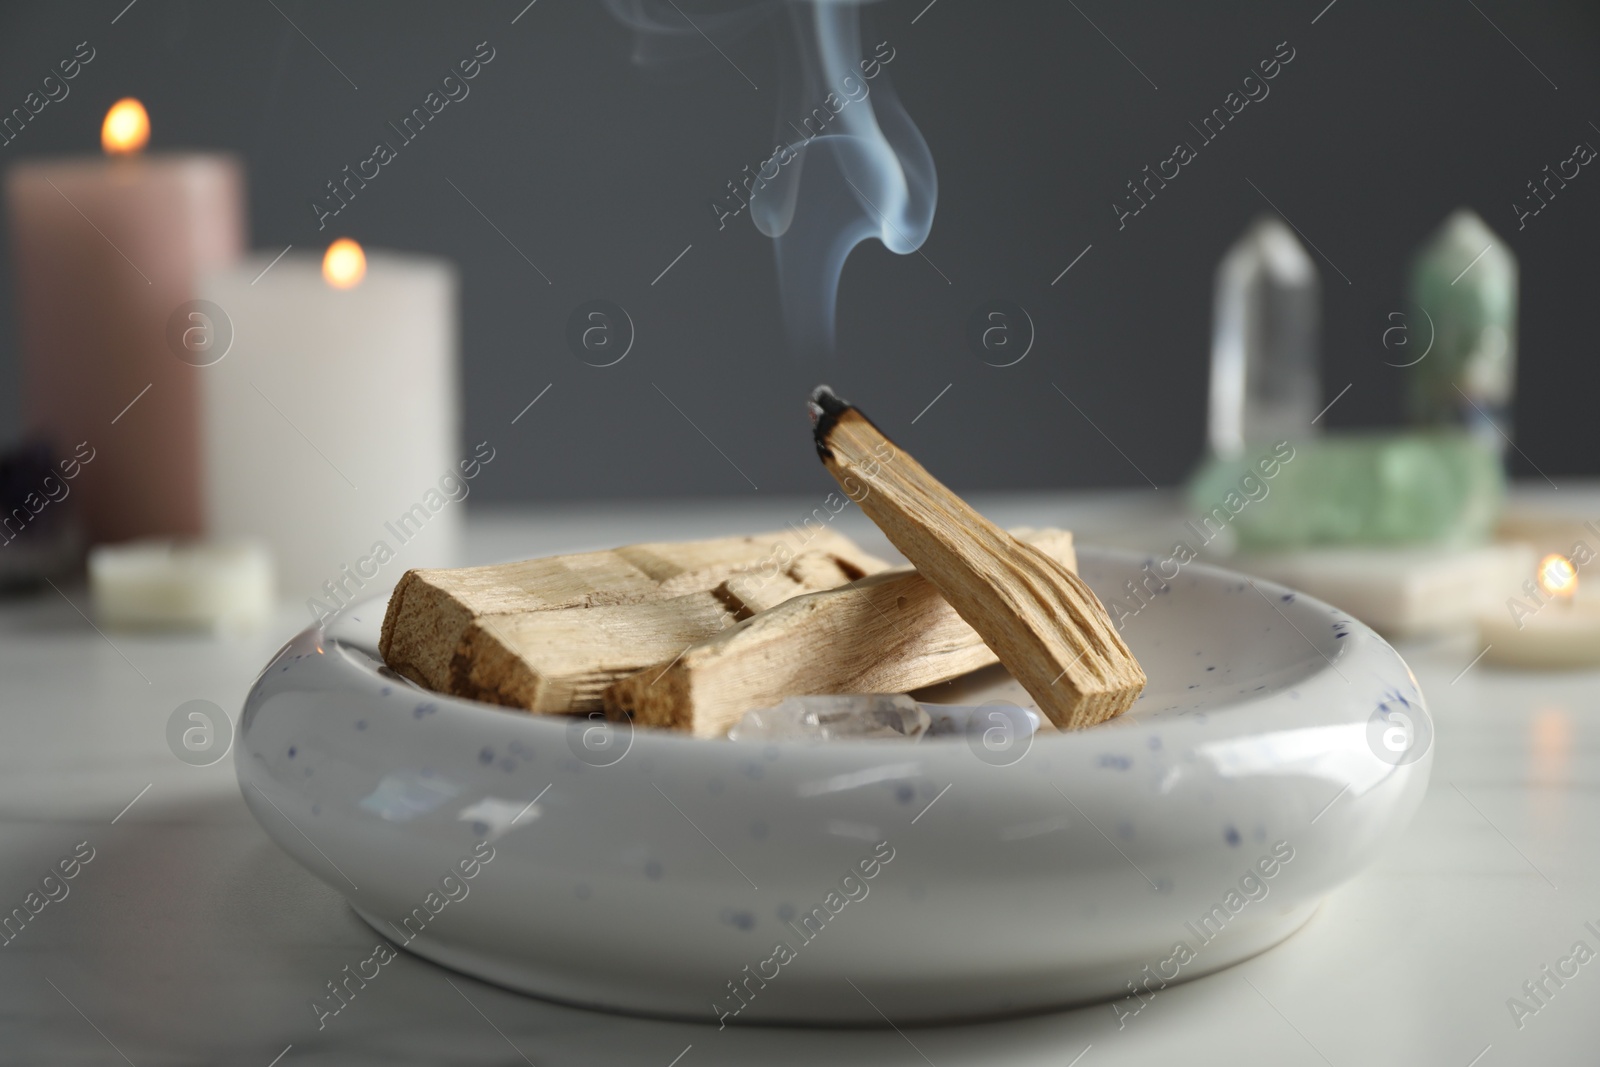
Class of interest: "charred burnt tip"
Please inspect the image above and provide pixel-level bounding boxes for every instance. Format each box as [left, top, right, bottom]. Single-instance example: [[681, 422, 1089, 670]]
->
[[808, 384, 851, 423], [808, 384, 852, 461]]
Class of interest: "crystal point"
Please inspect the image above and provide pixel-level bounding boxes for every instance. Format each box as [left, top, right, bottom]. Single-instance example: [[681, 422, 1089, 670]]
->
[[1209, 215, 1321, 459], [1407, 208, 1517, 450]]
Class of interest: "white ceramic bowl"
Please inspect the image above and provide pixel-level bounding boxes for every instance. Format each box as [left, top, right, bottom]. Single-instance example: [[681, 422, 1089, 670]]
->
[[236, 547, 1431, 1025]]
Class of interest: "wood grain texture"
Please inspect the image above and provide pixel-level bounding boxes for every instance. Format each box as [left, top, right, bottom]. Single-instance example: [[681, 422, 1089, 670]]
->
[[379, 528, 889, 706], [604, 528, 1078, 737], [809, 388, 1146, 729]]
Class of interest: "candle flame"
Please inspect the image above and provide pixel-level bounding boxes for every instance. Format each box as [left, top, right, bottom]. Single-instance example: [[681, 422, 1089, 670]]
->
[[1537, 553, 1577, 599], [101, 98, 149, 156], [322, 238, 366, 289]]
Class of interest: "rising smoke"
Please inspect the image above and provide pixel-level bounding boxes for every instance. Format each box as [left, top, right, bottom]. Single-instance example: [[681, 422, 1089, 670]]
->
[[607, 0, 937, 356]]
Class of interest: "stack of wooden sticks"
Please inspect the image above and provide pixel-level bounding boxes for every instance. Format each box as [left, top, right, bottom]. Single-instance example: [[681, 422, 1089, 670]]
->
[[380, 387, 1146, 737]]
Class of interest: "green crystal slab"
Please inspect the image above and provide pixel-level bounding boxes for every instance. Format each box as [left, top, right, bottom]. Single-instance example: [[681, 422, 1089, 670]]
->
[[1188, 431, 1504, 550]]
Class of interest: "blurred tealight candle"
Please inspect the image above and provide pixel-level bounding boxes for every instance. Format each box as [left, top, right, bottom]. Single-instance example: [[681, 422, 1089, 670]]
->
[[89, 540, 273, 631], [199, 239, 459, 611], [1481, 554, 1600, 669]]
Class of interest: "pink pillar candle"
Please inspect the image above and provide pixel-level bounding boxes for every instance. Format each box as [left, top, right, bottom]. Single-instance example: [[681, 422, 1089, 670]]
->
[[6, 151, 244, 542]]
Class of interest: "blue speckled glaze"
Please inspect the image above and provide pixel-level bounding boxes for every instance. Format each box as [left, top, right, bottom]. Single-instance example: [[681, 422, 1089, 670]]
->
[[236, 546, 1431, 1025]]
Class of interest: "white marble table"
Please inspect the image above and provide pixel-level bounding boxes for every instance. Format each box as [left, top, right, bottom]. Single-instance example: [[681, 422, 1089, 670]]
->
[[2, 490, 1596, 1066]]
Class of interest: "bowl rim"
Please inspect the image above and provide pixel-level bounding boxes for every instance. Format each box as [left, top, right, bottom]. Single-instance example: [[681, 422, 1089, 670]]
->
[[279, 545, 1418, 769]]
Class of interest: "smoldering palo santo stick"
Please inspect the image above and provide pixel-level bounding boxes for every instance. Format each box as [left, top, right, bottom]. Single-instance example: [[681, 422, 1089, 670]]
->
[[807, 385, 1146, 729]]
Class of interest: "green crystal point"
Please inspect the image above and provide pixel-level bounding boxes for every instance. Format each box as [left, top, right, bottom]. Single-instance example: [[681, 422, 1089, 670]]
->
[[1188, 431, 1505, 550], [1406, 209, 1517, 443]]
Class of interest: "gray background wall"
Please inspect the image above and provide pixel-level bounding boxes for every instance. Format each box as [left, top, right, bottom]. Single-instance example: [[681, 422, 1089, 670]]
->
[[0, 0, 1595, 502]]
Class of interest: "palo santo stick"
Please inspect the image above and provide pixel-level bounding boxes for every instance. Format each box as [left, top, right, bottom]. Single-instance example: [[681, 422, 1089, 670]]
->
[[605, 528, 1077, 737], [808, 386, 1146, 729], [448, 550, 877, 712], [380, 528, 888, 698]]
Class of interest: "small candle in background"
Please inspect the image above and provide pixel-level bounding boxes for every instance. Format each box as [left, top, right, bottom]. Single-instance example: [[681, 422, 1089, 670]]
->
[[1481, 553, 1600, 669], [199, 239, 460, 612], [5, 98, 245, 543], [89, 540, 273, 631], [1496, 509, 1600, 604]]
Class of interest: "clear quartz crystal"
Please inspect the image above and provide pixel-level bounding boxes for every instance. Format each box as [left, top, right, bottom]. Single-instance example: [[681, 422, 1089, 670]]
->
[[727, 694, 931, 742], [923, 703, 1042, 737], [1209, 215, 1321, 459]]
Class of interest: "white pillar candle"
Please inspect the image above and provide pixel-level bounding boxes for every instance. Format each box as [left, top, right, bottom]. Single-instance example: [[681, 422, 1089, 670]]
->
[[89, 540, 272, 631], [199, 245, 459, 615]]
